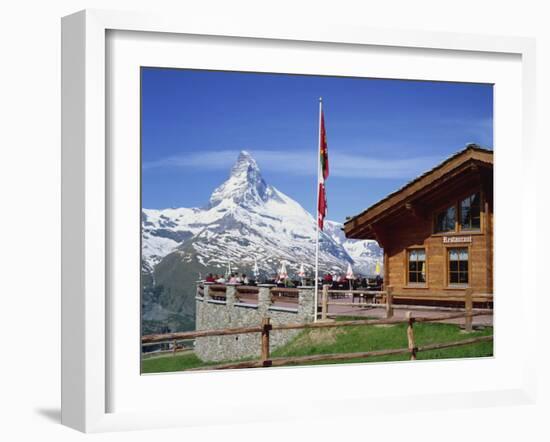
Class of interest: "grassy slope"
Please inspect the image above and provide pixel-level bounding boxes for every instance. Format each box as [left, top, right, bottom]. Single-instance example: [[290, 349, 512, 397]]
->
[[141, 319, 493, 374], [141, 352, 206, 373], [271, 320, 493, 365]]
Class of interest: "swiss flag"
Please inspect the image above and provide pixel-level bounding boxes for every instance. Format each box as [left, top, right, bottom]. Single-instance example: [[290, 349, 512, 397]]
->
[[317, 107, 329, 230]]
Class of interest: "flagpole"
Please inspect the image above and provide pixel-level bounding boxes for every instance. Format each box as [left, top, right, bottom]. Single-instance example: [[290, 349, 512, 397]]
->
[[314, 97, 322, 322]]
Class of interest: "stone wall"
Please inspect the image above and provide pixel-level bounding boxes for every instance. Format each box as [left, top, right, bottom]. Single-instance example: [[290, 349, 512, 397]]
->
[[194, 284, 315, 362]]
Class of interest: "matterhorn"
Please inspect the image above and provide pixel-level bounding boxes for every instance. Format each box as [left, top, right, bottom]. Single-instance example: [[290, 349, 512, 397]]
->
[[141, 151, 382, 333]]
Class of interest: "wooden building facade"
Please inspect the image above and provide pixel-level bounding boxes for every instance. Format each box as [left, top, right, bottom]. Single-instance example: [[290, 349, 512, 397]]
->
[[343, 145, 493, 303]]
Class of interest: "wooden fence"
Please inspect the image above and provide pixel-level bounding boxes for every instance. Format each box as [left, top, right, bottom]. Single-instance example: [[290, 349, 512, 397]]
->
[[320, 285, 493, 325], [141, 310, 493, 370]]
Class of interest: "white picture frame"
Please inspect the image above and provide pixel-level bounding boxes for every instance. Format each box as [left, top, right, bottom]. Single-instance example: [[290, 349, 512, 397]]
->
[[61, 9, 537, 433]]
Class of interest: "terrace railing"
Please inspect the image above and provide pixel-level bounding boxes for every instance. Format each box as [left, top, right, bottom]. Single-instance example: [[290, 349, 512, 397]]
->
[[320, 285, 493, 327], [196, 283, 493, 326]]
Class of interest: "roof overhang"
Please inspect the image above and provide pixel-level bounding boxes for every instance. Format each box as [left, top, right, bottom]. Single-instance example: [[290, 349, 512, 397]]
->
[[343, 145, 493, 241]]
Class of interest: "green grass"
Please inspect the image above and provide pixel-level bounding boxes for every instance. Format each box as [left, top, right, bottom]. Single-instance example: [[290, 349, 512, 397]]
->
[[271, 321, 493, 365], [141, 352, 207, 373], [141, 320, 493, 373]]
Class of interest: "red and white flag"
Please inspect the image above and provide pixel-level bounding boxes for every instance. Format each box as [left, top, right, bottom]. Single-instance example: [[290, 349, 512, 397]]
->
[[318, 109, 329, 230], [314, 99, 329, 322]]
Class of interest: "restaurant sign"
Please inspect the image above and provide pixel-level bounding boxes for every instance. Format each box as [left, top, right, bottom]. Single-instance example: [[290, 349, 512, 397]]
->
[[443, 236, 472, 244]]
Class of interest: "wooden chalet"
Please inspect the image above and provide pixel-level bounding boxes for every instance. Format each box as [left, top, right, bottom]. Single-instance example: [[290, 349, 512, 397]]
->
[[343, 144, 493, 304]]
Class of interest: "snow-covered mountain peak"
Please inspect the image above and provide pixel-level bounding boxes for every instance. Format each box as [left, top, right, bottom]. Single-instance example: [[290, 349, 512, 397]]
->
[[142, 151, 383, 275], [209, 150, 269, 208], [230, 150, 258, 175]]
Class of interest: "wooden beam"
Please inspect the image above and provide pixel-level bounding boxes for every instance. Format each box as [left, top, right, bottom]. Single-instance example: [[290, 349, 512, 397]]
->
[[370, 223, 390, 249], [386, 286, 394, 318], [261, 317, 271, 366], [464, 288, 473, 332], [406, 312, 417, 360], [347, 224, 375, 241], [405, 202, 427, 220], [383, 251, 389, 290], [321, 284, 329, 320], [485, 200, 492, 292]]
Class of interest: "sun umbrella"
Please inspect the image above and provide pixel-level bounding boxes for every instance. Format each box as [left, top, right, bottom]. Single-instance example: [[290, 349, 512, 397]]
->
[[298, 263, 306, 286], [226, 260, 232, 278], [346, 263, 355, 290], [278, 261, 288, 281], [346, 263, 355, 280]]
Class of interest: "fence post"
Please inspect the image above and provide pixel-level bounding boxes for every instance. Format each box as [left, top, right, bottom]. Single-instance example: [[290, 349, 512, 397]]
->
[[203, 281, 213, 300], [465, 288, 473, 332], [385, 286, 394, 319], [261, 317, 271, 366], [406, 311, 416, 360], [321, 284, 329, 320]]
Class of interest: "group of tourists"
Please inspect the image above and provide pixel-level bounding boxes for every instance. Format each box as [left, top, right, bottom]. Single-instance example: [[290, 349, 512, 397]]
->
[[265, 275, 298, 288], [203, 271, 382, 290], [204, 273, 250, 285], [322, 273, 383, 290]]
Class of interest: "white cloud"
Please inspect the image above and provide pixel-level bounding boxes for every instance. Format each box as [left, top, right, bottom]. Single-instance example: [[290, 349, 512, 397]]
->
[[143, 149, 446, 180]]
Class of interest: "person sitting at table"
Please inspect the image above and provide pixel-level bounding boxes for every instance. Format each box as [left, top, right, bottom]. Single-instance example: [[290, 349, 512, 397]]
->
[[205, 273, 215, 283]]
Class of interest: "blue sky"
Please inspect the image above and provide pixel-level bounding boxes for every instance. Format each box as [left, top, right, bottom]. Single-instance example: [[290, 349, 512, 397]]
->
[[141, 68, 493, 223]]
